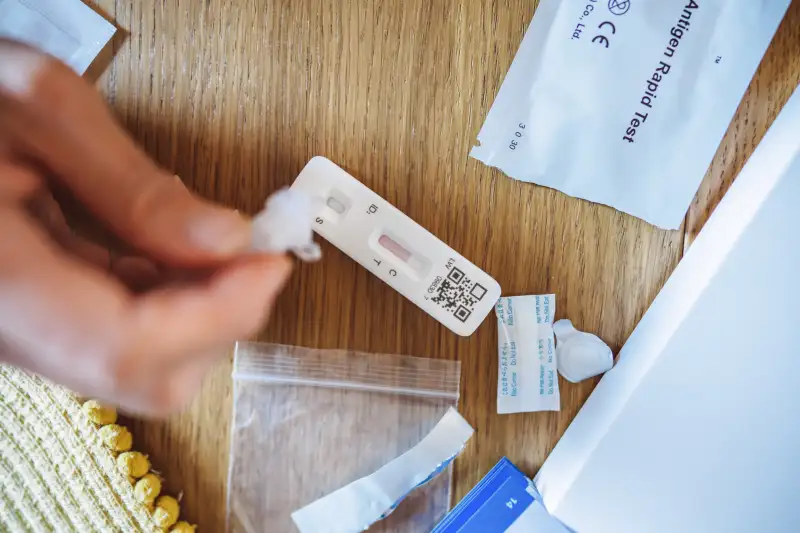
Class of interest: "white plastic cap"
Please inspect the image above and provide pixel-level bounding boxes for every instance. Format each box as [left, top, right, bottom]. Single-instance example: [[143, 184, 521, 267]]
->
[[251, 188, 322, 262], [554, 319, 614, 383]]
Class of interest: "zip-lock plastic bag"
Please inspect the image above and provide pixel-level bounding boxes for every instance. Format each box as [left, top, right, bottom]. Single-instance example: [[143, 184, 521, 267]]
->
[[227, 343, 463, 533], [471, 0, 790, 229]]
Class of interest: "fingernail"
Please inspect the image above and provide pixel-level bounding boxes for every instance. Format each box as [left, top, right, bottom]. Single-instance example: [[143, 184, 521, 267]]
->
[[189, 210, 251, 254]]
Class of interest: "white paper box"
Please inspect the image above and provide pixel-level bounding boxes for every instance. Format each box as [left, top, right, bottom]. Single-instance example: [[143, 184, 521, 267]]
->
[[535, 84, 800, 533]]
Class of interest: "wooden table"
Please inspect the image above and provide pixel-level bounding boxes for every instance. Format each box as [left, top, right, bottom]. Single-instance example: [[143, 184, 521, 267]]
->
[[89, 0, 800, 529]]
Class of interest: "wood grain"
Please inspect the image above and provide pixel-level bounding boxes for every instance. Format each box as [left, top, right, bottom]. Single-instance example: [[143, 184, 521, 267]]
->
[[86, 0, 800, 530], [685, 2, 800, 248]]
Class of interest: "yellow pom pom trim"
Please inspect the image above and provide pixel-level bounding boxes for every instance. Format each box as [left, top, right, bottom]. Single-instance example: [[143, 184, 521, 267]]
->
[[84, 399, 196, 529], [134, 473, 162, 505], [153, 495, 180, 529], [97, 424, 133, 452], [170, 521, 197, 533], [117, 451, 150, 478], [82, 400, 118, 425]]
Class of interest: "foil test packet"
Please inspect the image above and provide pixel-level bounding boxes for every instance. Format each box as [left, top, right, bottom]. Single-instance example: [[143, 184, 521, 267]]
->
[[471, 0, 790, 229], [0, 0, 116, 74]]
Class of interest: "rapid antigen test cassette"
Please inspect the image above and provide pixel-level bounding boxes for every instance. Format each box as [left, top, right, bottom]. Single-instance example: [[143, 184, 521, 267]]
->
[[292, 157, 501, 336]]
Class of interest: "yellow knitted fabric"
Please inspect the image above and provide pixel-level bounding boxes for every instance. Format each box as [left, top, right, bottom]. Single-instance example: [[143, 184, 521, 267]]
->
[[0, 365, 182, 532]]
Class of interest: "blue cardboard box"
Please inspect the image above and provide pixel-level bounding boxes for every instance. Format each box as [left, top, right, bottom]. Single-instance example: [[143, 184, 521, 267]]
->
[[433, 458, 570, 533]]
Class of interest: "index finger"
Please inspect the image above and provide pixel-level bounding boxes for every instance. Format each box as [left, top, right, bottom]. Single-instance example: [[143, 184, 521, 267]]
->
[[0, 204, 291, 412], [0, 40, 253, 266]]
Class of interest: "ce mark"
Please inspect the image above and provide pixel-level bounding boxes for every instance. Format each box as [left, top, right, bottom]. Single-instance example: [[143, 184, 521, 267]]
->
[[592, 21, 616, 48]]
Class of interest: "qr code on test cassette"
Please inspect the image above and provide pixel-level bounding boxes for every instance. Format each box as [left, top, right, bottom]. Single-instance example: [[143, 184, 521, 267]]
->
[[431, 267, 488, 323]]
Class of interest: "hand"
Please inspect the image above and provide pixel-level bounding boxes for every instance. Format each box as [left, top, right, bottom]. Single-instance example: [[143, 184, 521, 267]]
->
[[0, 41, 293, 415]]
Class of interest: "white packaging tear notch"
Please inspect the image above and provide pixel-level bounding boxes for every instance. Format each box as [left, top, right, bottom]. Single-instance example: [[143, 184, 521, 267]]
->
[[291, 157, 501, 336], [291, 407, 474, 533], [554, 319, 614, 384], [496, 295, 559, 413], [471, 0, 790, 229], [0, 0, 116, 74]]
